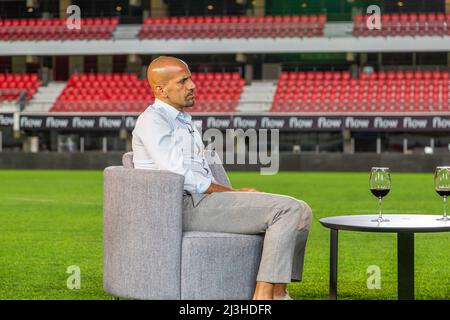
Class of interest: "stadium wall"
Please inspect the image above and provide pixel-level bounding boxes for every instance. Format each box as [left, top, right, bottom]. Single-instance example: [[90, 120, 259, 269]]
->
[[0, 151, 448, 172], [1, 37, 450, 56], [3, 113, 450, 131]]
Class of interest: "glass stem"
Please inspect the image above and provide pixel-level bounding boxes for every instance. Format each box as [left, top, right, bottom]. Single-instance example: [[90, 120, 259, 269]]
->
[[444, 195, 447, 220], [378, 196, 382, 220]]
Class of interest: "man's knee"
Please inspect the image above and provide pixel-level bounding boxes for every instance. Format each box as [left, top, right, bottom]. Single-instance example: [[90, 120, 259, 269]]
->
[[288, 199, 312, 230], [299, 200, 312, 228], [298, 200, 312, 217]]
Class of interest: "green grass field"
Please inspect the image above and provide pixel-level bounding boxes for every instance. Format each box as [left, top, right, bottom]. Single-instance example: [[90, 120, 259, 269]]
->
[[0, 170, 449, 300]]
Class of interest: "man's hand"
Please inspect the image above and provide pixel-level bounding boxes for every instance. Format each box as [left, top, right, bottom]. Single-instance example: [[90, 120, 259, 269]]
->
[[205, 182, 257, 194], [236, 188, 257, 192]]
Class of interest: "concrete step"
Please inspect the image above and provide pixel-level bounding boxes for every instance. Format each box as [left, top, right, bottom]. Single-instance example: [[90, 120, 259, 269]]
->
[[241, 92, 277, 100], [237, 80, 277, 113], [27, 81, 66, 112], [323, 22, 354, 37], [0, 103, 19, 112], [113, 25, 141, 40], [236, 102, 272, 113]]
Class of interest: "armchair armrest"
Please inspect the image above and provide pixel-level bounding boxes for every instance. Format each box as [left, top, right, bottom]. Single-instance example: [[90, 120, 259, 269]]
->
[[103, 166, 184, 299]]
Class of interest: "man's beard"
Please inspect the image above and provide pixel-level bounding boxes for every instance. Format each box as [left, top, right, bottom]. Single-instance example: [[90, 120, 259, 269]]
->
[[185, 97, 195, 107]]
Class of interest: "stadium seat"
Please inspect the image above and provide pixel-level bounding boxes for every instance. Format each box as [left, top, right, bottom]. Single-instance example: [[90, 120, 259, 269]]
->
[[0, 17, 118, 41], [353, 12, 447, 37], [271, 70, 450, 113], [138, 15, 327, 40], [0, 73, 41, 104], [52, 72, 245, 113]]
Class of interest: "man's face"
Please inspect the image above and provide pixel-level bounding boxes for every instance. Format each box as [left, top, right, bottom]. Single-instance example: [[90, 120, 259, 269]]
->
[[162, 67, 196, 108]]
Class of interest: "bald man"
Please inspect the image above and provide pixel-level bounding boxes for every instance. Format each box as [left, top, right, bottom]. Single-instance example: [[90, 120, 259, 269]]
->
[[132, 56, 312, 300]]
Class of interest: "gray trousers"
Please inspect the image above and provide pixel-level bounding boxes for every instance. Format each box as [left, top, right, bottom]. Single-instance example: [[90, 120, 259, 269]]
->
[[182, 191, 312, 284]]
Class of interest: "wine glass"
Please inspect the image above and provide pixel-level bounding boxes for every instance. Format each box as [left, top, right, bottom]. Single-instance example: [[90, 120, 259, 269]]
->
[[369, 167, 391, 222], [434, 166, 450, 221]]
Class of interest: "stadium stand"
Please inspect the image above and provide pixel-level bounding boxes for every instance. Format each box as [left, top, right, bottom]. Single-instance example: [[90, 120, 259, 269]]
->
[[353, 12, 450, 37], [0, 73, 41, 104], [189, 72, 244, 112], [0, 17, 119, 41], [138, 15, 327, 39], [51, 73, 152, 112], [51, 72, 244, 112], [271, 70, 450, 113]]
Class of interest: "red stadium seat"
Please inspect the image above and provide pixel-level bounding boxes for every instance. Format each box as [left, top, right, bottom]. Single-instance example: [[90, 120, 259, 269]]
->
[[0, 73, 41, 104], [353, 12, 447, 37], [0, 17, 118, 41], [271, 70, 450, 113], [138, 15, 326, 40], [51, 72, 245, 113]]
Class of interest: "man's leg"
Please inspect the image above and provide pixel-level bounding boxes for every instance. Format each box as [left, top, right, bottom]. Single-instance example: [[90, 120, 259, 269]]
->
[[182, 191, 312, 296], [272, 229, 310, 299], [253, 282, 274, 300], [273, 284, 288, 299]]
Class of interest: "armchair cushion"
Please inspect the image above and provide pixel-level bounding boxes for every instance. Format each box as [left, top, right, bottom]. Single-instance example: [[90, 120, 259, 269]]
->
[[181, 232, 263, 300]]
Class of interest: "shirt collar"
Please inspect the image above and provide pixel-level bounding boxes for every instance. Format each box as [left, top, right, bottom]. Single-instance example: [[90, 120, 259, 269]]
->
[[152, 98, 180, 120], [153, 99, 191, 123]]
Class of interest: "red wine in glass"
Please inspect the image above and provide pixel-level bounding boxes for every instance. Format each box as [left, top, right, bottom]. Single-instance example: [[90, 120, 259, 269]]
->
[[435, 166, 450, 221], [369, 167, 391, 222], [370, 188, 390, 198], [436, 190, 450, 197]]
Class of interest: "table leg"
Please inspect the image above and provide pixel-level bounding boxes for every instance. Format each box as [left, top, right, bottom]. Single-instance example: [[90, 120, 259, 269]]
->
[[330, 229, 338, 300], [397, 232, 414, 300]]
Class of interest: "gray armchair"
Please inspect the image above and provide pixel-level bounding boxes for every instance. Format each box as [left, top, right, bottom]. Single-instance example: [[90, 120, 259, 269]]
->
[[103, 152, 264, 300]]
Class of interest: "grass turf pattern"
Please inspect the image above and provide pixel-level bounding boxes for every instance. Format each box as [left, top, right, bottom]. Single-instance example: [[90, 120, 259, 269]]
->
[[0, 170, 448, 299]]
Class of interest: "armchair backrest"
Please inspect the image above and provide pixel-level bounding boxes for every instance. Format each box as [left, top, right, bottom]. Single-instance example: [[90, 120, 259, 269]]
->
[[122, 152, 134, 169], [123, 151, 231, 187]]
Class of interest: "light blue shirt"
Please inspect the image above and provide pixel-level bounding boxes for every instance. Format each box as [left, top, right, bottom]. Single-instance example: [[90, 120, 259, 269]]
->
[[132, 99, 214, 194]]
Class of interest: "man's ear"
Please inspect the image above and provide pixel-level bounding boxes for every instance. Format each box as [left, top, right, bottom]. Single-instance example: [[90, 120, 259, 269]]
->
[[155, 85, 167, 98]]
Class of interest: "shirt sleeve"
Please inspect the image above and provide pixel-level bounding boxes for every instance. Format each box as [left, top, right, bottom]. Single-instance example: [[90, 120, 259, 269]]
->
[[135, 114, 211, 194], [202, 156, 217, 184]]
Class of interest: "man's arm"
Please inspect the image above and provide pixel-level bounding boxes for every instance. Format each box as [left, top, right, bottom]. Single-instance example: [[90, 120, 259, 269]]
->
[[205, 182, 256, 194], [136, 114, 211, 193], [136, 114, 255, 194]]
